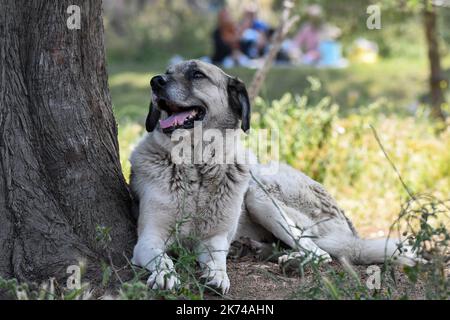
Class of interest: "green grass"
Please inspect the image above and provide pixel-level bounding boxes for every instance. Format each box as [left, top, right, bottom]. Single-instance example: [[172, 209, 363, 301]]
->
[[109, 57, 431, 124], [230, 58, 430, 111]]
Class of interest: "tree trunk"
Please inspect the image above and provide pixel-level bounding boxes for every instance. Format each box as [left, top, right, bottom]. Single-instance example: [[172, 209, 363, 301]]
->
[[0, 0, 136, 285], [423, 3, 446, 120]]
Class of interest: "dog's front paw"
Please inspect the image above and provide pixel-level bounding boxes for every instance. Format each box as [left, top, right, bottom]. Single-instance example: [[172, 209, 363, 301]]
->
[[201, 269, 230, 295], [147, 269, 180, 291]]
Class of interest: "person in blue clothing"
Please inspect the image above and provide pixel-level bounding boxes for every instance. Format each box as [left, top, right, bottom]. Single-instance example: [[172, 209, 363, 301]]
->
[[238, 4, 270, 59]]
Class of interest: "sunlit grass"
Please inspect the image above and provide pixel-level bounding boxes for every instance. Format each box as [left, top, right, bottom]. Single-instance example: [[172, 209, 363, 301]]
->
[[118, 122, 144, 182], [109, 72, 152, 89]]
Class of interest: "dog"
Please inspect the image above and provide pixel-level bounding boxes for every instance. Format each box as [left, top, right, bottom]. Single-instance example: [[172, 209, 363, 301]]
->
[[130, 60, 418, 294]]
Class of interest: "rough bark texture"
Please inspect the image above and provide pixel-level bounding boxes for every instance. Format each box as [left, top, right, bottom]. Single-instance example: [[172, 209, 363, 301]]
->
[[0, 0, 136, 284], [423, 4, 446, 120]]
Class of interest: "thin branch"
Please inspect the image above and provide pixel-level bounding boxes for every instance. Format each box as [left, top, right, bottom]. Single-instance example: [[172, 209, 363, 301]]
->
[[370, 124, 416, 200], [248, 0, 299, 102]]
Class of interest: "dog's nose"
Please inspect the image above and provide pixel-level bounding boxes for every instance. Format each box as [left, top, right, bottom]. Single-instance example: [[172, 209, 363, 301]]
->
[[151, 75, 167, 90]]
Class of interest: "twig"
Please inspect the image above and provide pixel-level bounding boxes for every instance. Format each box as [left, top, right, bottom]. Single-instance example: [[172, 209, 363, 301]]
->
[[249, 170, 292, 230], [248, 0, 299, 102], [108, 252, 124, 285], [369, 124, 416, 200]]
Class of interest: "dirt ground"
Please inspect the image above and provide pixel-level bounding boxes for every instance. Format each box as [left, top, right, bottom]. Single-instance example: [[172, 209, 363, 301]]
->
[[204, 256, 432, 300], [225, 258, 304, 300]]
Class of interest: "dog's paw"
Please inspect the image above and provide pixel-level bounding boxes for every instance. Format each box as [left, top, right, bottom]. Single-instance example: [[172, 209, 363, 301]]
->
[[147, 269, 180, 291], [201, 269, 230, 295], [278, 251, 304, 265], [394, 245, 427, 266], [278, 249, 332, 266]]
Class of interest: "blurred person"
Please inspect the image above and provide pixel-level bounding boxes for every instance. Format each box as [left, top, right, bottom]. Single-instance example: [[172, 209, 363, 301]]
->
[[290, 4, 345, 67], [211, 8, 242, 65], [290, 4, 324, 64], [238, 4, 270, 59], [239, 3, 270, 34]]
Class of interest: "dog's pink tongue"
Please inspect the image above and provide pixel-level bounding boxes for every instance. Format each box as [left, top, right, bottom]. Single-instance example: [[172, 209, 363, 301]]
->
[[159, 111, 192, 129]]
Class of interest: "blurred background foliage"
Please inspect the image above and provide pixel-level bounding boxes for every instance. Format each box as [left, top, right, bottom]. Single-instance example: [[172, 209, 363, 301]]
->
[[103, 0, 450, 237], [104, 0, 450, 63]]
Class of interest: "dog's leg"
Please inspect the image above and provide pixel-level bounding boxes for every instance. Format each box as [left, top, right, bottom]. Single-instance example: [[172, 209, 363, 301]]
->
[[132, 226, 180, 290], [245, 189, 332, 264], [197, 234, 231, 294]]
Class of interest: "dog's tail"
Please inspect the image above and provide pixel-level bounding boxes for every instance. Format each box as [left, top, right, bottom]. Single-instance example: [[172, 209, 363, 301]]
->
[[315, 233, 417, 266]]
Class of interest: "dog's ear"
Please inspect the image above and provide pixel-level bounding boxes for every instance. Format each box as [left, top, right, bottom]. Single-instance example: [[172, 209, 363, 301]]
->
[[227, 77, 251, 133], [145, 101, 161, 132]]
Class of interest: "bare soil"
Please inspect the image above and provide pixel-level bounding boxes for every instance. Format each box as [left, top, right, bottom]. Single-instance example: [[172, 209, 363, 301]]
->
[[204, 257, 432, 300]]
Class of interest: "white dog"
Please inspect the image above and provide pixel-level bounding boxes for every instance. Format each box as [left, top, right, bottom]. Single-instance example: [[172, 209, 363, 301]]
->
[[130, 60, 419, 294]]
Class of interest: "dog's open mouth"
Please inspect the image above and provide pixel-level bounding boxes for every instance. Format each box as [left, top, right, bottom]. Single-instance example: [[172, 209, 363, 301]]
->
[[157, 99, 206, 133]]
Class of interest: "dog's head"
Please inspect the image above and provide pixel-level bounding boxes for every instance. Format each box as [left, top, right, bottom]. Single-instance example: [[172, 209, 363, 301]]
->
[[146, 60, 250, 134]]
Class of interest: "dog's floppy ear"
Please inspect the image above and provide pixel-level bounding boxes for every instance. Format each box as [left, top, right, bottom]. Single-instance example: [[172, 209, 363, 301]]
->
[[145, 101, 161, 132], [227, 77, 251, 132]]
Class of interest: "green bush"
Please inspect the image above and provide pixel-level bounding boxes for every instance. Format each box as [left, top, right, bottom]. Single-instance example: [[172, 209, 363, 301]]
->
[[245, 90, 450, 234]]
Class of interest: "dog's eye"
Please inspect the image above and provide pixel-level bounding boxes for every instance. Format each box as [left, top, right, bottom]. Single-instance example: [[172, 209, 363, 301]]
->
[[192, 70, 206, 79]]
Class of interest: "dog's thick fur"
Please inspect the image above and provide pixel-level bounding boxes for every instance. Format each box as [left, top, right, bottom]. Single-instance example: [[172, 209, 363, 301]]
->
[[130, 60, 417, 294]]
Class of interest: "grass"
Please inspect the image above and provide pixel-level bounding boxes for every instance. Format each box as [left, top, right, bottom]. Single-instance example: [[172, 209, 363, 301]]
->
[[2, 192, 448, 300], [109, 57, 431, 123], [230, 57, 430, 111]]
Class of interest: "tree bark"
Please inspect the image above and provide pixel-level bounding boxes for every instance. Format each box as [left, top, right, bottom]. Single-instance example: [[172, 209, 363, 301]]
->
[[0, 0, 136, 285], [423, 3, 446, 120]]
